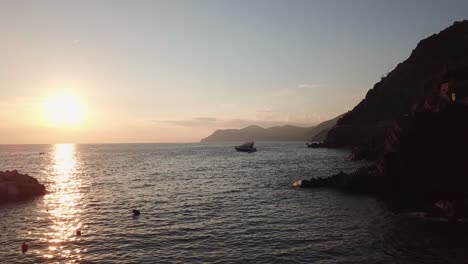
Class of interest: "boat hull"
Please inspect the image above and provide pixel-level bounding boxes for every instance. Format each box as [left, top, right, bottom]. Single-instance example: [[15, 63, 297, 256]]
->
[[235, 146, 257, 153]]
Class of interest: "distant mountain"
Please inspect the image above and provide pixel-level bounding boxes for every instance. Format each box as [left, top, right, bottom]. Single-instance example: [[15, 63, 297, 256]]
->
[[200, 116, 341, 142], [200, 125, 314, 142]]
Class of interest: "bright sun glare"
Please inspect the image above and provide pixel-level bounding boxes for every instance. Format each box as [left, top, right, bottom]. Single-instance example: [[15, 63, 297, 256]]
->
[[44, 94, 85, 126]]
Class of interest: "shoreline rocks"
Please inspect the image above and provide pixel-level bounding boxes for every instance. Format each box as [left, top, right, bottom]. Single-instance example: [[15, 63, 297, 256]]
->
[[306, 142, 328, 148], [292, 166, 381, 194], [0, 170, 46, 202]]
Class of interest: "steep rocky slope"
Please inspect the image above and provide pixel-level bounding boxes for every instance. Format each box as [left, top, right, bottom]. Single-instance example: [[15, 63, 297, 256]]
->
[[325, 20, 468, 149], [300, 21, 468, 212]]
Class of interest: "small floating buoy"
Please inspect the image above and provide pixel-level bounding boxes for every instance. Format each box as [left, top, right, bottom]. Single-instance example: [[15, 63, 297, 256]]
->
[[76, 230, 81, 236], [132, 209, 141, 216], [21, 242, 28, 253]]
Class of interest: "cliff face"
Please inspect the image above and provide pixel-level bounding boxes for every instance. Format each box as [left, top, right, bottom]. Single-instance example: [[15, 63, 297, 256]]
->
[[378, 104, 468, 202], [302, 103, 468, 206], [316, 21, 468, 204], [325, 20, 468, 148]]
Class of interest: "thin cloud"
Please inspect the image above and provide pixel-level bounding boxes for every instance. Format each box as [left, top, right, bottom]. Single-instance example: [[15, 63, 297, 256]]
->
[[157, 117, 217, 128], [298, 83, 321, 89], [256, 108, 272, 113], [195, 117, 217, 122], [271, 88, 292, 97], [272, 83, 322, 97], [216, 103, 237, 109]]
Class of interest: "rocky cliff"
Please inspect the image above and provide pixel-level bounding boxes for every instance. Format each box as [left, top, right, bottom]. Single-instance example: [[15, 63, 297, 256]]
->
[[299, 21, 468, 212], [325, 20, 468, 149], [378, 104, 468, 202]]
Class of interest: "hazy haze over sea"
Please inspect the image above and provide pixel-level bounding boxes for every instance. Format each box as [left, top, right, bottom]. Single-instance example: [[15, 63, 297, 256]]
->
[[1, 143, 468, 263]]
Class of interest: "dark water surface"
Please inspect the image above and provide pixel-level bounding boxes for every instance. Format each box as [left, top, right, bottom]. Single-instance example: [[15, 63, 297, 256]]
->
[[1, 143, 468, 263]]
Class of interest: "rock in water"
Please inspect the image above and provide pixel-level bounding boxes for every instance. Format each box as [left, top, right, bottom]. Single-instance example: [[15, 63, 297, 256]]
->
[[132, 210, 141, 216], [0, 170, 46, 202], [291, 179, 312, 188]]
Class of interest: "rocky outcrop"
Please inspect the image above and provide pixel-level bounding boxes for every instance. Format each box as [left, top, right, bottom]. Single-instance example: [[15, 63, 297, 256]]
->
[[306, 142, 327, 148], [296, 21, 468, 213], [377, 104, 468, 202], [292, 166, 381, 194], [0, 170, 46, 202], [297, 103, 468, 209], [324, 20, 468, 152]]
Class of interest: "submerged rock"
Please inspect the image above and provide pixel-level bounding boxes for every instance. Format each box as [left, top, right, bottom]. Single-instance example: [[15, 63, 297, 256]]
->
[[0, 170, 46, 202]]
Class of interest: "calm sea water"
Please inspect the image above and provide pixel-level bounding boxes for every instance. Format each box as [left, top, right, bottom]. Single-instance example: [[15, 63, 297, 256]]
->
[[1, 143, 468, 263]]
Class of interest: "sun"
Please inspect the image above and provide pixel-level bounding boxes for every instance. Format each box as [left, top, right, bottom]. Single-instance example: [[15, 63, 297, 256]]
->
[[44, 94, 85, 126]]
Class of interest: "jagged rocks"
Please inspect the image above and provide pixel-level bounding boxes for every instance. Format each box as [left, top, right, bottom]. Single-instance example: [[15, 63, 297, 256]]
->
[[0, 170, 46, 202], [292, 166, 381, 194]]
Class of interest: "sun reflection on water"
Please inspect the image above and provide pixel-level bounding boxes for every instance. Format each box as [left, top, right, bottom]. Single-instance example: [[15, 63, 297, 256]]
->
[[42, 144, 86, 262]]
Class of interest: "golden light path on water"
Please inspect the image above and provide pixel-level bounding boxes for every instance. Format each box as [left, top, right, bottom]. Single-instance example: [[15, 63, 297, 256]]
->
[[40, 144, 86, 262]]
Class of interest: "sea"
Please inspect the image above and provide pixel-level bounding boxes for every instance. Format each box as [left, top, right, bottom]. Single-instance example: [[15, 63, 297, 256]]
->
[[1, 143, 468, 263]]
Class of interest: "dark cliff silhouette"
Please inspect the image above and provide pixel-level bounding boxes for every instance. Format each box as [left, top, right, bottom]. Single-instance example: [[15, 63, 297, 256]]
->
[[301, 21, 468, 214], [325, 20, 468, 149], [0, 170, 46, 202]]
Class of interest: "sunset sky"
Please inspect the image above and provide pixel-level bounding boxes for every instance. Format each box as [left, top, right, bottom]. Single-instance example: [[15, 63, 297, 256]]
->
[[1, 0, 467, 143]]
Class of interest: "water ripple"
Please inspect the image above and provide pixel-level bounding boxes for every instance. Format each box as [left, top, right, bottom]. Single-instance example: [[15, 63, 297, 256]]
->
[[1, 143, 468, 263]]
